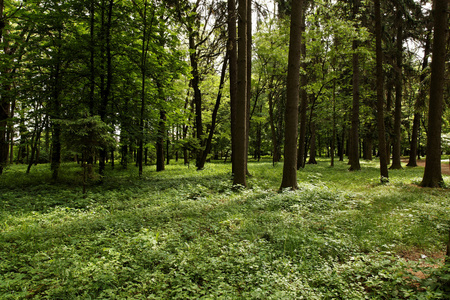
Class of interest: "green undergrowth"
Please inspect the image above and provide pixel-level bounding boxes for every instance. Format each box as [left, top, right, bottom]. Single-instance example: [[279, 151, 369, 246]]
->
[[1, 159, 449, 299]]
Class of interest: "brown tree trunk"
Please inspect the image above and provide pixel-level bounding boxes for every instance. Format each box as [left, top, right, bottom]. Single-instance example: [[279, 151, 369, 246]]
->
[[297, 7, 307, 170], [385, 81, 393, 165], [156, 110, 166, 172], [99, 0, 113, 176], [307, 120, 317, 164], [197, 52, 228, 170], [188, 25, 204, 169], [408, 31, 431, 167], [246, 0, 252, 176], [349, 0, 361, 171], [233, 0, 247, 187], [375, 0, 389, 182], [228, 0, 237, 174], [390, 8, 403, 169], [331, 78, 336, 167], [0, 2, 10, 174], [139, 0, 149, 177], [268, 80, 280, 165], [421, 0, 447, 187], [280, 0, 303, 190]]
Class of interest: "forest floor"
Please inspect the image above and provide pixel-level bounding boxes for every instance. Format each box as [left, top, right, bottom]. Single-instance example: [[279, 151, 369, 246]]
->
[[401, 157, 450, 175], [1, 158, 449, 299]]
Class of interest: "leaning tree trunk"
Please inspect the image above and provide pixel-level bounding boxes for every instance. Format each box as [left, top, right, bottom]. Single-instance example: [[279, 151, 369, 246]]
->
[[280, 0, 303, 190], [375, 0, 389, 182], [197, 52, 228, 170], [421, 0, 447, 187]]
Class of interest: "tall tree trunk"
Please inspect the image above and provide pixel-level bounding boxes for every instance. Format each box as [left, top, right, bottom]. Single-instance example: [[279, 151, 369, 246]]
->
[[331, 78, 336, 166], [349, 0, 361, 171], [0, 2, 10, 174], [421, 0, 447, 187], [268, 81, 280, 165], [390, 8, 403, 169], [233, 0, 247, 187], [385, 81, 393, 165], [280, 0, 303, 190], [307, 119, 317, 164], [156, 110, 166, 172], [297, 7, 307, 169], [228, 0, 237, 174], [188, 25, 203, 169], [197, 52, 228, 170], [89, 0, 95, 116], [26, 122, 43, 174], [408, 31, 431, 167], [375, 0, 389, 182], [99, 0, 113, 176], [8, 99, 14, 165], [138, 0, 150, 177], [246, 0, 252, 176]]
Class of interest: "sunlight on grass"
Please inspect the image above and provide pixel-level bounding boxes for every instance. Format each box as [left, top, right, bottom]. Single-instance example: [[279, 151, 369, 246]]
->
[[1, 160, 449, 298]]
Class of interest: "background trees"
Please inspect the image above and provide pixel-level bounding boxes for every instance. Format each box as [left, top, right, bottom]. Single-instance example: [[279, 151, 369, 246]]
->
[[0, 0, 447, 188]]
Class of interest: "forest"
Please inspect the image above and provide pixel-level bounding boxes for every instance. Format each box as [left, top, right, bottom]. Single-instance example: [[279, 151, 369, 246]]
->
[[1, 0, 450, 298]]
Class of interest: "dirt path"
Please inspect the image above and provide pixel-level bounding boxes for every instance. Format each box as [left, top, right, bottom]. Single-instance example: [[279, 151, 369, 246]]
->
[[401, 158, 450, 175]]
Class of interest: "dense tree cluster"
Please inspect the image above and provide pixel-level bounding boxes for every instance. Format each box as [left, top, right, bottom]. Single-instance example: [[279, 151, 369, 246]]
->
[[0, 0, 448, 187]]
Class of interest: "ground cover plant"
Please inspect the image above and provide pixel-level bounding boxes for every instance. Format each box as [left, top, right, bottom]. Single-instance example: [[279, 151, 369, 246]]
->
[[1, 159, 449, 299]]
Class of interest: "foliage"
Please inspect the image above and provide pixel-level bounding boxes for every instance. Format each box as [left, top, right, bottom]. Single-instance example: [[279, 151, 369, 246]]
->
[[1, 160, 449, 298], [61, 116, 116, 158]]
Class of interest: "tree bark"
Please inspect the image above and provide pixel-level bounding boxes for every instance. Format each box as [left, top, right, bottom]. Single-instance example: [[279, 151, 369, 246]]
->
[[281, 0, 303, 190], [188, 24, 203, 169], [408, 31, 431, 167], [421, 0, 447, 187], [331, 78, 336, 167], [375, 0, 389, 182], [138, 0, 151, 177], [99, 0, 114, 176], [349, 0, 361, 171], [233, 0, 247, 187], [297, 7, 307, 169], [228, 0, 237, 174], [268, 79, 280, 165], [0, 2, 10, 174], [156, 110, 166, 172], [390, 8, 403, 170], [246, 0, 252, 176], [197, 52, 228, 170], [307, 120, 317, 164]]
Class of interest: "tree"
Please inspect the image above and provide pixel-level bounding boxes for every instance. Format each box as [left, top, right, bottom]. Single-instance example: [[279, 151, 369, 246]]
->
[[421, 0, 448, 187], [281, 0, 303, 190], [407, 30, 431, 167], [297, 4, 308, 169], [233, 0, 248, 187], [229, 0, 237, 174], [390, 6, 403, 170], [348, 0, 361, 171], [375, 0, 389, 182]]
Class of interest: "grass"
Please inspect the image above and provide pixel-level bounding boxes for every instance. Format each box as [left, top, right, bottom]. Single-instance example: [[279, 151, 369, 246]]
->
[[0, 158, 449, 299]]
